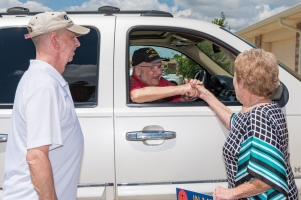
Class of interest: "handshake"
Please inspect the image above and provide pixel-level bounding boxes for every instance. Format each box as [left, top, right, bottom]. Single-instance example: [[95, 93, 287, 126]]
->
[[180, 78, 206, 102]]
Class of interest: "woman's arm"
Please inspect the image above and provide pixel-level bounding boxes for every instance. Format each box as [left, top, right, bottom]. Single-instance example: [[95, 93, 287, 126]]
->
[[214, 178, 271, 200], [192, 82, 233, 129]]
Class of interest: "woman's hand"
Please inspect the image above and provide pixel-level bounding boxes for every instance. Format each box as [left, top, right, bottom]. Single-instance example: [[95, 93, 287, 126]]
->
[[213, 186, 235, 200], [213, 179, 271, 200], [189, 79, 233, 130], [189, 79, 207, 99]]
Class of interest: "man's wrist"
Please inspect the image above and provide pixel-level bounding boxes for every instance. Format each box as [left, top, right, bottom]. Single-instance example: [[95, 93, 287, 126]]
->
[[189, 97, 198, 101], [180, 96, 197, 102]]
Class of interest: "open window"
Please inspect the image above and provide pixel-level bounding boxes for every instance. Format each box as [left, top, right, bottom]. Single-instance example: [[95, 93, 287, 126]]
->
[[127, 28, 240, 107]]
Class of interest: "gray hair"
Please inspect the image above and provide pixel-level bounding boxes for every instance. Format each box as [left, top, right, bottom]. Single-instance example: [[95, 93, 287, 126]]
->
[[31, 29, 65, 47]]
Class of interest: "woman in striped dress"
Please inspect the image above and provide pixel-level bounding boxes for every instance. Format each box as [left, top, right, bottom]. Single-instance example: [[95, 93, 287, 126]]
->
[[192, 49, 298, 199]]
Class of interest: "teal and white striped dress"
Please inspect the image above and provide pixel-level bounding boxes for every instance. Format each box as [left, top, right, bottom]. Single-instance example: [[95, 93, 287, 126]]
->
[[223, 103, 298, 199]]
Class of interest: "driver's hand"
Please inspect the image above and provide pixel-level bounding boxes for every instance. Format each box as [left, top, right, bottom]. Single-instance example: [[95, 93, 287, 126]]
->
[[185, 88, 198, 99], [187, 79, 200, 98], [181, 78, 199, 101]]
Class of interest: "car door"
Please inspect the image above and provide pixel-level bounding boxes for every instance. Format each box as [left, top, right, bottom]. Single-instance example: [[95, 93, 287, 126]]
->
[[0, 14, 116, 199], [113, 16, 237, 200], [69, 15, 116, 200], [113, 16, 301, 199]]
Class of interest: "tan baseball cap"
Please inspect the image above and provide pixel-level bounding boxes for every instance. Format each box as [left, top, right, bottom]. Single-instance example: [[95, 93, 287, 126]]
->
[[26, 11, 90, 38]]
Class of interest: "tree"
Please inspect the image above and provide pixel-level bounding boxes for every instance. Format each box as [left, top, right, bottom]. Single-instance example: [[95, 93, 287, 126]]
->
[[212, 12, 231, 31], [173, 54, 202, 79], [170, 12, 231, 79]]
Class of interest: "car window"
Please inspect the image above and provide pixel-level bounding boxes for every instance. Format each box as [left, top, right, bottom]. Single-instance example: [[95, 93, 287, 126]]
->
[[0, 28, 35, 108], [127, 29, 240, 107], [130, 46, 196, 86], [0, 27, 99, 108], [197, 40, 236, 76], [62, 28, 99, 107]]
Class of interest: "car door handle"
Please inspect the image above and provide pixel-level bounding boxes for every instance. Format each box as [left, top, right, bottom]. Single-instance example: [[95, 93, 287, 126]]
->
[[0, 134, 8, 142], [126, 131, 176, 141]]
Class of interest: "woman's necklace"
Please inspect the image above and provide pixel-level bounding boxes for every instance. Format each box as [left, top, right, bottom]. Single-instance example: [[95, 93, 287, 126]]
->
[[246, 99, 262, 108], [241, 98, 270, 113]]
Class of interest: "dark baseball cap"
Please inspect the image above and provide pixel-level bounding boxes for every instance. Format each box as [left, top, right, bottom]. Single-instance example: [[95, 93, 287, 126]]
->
[[132, 47, 170, 66]]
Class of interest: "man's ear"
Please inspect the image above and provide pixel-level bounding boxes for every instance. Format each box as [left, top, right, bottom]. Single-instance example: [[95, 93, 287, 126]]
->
[[50, 34, 60, 50], [133, 66, 141, 76]]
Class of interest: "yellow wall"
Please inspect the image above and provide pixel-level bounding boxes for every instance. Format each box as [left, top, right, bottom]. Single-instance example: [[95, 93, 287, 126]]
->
[[240, 33, 296, 71], [235, 7, 301, 74], [271, 38, 296, 70]]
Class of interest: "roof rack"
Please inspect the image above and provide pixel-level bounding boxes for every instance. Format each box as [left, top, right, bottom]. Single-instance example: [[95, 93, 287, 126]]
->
[[97, 6, 173, 17], [98, 6, 120, 12], [0, 6, 173, 18], [140, 10, 173, 17], [7, 7, 30, 13], [0, 6, 29, 17]]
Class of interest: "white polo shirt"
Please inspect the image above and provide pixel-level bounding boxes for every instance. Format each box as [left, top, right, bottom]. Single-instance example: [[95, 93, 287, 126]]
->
[[3, 60, 84, 200]]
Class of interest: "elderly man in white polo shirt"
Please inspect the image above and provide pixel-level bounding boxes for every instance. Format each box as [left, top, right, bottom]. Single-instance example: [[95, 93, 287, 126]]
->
[[2, 11, 90, 200]]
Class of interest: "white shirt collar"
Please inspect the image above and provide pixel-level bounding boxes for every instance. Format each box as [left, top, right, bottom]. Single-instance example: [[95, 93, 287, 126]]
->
[[29, 60, 68, 87]]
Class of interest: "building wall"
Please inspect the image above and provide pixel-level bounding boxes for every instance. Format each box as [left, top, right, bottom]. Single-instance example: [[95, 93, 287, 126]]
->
[[241, 34, 296, 71], [245, 38, 255, 45], [272, 38, 296, 70]]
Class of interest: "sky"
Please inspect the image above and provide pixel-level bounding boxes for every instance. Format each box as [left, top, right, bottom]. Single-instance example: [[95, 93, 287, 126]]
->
[[0, 0, 301, 32]]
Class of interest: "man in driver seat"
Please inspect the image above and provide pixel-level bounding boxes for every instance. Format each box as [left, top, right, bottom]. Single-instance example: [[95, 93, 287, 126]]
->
[[130, 47, 200, 103]]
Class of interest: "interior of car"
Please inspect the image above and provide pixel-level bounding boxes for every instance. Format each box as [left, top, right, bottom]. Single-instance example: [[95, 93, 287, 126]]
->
[[128, 28, 289, 107], [128, 29, 239, 105]]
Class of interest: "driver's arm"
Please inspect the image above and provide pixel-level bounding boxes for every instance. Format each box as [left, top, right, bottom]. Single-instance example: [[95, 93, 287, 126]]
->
[[131, 78, 200, 103], [130, 84, 188, 103]]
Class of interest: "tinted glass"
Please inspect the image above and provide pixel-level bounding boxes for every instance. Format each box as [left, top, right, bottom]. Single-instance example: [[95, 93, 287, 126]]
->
[[62, 28, 99, 107], [0, 27, 99, 108], [0, 28, 35, 106]]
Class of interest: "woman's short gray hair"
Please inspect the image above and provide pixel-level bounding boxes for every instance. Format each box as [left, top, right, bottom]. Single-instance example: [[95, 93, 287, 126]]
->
[[234, 48, 279, 98]]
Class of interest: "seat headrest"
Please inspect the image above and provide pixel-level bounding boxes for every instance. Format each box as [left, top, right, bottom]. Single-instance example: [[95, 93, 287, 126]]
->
[[270, 82, 289, 108], [270, 84, 283, 101]]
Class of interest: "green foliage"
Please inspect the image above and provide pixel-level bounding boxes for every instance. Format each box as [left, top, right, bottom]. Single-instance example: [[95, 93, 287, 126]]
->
[[163, 66, 170, 74], [197, 40, 234, 75], [212, 12, 231, 31], [197, 41, 214, 57], [173, 54, 202, 79]]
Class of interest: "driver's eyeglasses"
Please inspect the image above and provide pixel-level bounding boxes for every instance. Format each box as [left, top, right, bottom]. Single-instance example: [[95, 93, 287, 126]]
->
[[139, 63, 165, 72]]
